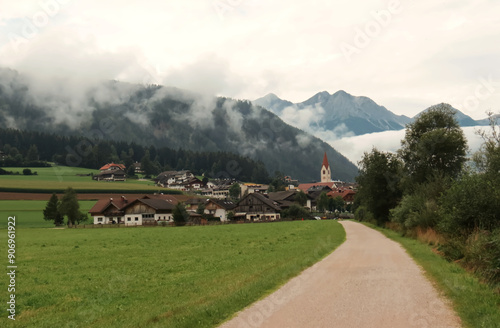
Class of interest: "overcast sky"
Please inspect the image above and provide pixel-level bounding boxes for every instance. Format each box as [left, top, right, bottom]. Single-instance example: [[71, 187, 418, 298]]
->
[[1, 0, 499, 120]]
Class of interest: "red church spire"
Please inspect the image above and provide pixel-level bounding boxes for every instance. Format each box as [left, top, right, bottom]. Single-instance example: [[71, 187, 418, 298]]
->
[[322, 152, 330, 169]]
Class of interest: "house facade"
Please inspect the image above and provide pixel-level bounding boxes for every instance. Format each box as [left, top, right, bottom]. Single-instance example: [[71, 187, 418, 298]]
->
[[89, 196, 175, 225], [234, 193, 281, 221], [205, 199, 236, 221]]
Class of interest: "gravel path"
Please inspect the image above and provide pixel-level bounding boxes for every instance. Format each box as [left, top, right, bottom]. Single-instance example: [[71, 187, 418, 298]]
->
[[219, 220, 461, 328]]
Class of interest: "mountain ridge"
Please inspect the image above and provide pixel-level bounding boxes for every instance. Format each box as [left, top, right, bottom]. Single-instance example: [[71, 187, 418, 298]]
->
[[0, 68, 358, 182], [254, 90, 487, 137]]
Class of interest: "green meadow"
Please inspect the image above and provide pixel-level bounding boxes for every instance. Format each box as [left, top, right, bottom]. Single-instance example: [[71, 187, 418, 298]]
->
[[0, 221, 345, 328], [0, 200, 96, 228], [0, 166, 164, 192]]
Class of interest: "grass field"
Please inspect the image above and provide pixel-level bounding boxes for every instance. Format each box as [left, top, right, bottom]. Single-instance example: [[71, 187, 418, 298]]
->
[[363, 222, 500, 328], [0, 221, 345, 328], [0, 166, 164, 191], [0, 200, 96, 228]]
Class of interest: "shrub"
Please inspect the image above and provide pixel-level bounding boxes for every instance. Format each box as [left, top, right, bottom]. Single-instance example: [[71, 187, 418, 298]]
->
[[462, 229, 500, 286], [354, 206, 375, 224], [281, 204, 312, 220]]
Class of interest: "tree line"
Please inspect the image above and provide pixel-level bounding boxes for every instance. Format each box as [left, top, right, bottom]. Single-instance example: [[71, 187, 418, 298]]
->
[[0, 128, 271, 183], [354, 104, 499, 286]]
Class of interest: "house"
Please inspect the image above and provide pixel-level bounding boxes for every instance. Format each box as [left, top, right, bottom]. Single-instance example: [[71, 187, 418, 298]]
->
[[297, 182, 336, 192], [99, 163, 126, 171], [155, 170, 194, 187], [240, 183, 268, 196], [267, 190, 298, 209], [93, 169, 126, 181], [93, 163, 127, 181], [200, 179, 236, 199], [185, 198, 207, 212], [234, 193, 281, 221], [89, 195, 176, 225], [122, 198, 175, 225], [327, 189, 357, 204], [133, 162, 143, 174], [205, 199, 236, 221], [89, 196, 130, 224], [169, 177, 204, 191]]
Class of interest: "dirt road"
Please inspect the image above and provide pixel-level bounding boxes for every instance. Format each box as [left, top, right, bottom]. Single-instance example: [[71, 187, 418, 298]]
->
[[219, 220, 461, 328]]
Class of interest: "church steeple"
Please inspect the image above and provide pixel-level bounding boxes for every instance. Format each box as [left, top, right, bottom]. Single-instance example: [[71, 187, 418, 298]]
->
[[321, 152, 331, 182]]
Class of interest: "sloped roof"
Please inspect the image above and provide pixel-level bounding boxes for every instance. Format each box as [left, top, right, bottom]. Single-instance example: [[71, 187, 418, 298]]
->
[[134, 198, 176, 210], [268, 190, 297, 201], [209, 199, 236, 210], [94, 169, 126, 177], [88, 196, 135, 214], [243, 193, 281, 211], [143, 194, 179, 205], [298, 182, 336, 192], [99, 163, 126, 171]]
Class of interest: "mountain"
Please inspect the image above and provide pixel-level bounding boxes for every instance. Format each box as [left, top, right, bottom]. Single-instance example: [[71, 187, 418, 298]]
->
[[0, 68, 358, 182], [254, 90, 412, 136], [253, 93, 294, 115], [254, 91, 489, 137]]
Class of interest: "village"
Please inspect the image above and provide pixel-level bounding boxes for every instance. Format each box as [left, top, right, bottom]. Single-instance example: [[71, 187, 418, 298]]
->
[[89, 153, 357, 226]]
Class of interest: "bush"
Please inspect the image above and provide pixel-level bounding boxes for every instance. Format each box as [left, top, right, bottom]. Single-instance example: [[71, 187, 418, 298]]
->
[[442, 229, 500, 287], [281, 204, 312, 220], [354, 206, 375, 224]]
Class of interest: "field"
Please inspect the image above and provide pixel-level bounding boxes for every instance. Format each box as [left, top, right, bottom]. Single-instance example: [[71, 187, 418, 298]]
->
[[0, 220, 345, 328], [0, 166, 166, 192], [0, 200, 96, 228]]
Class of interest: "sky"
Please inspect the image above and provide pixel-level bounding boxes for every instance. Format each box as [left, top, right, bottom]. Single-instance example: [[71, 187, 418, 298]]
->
[[1, 0, 500, 120]]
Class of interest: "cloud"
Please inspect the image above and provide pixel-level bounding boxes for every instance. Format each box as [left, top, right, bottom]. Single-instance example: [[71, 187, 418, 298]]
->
[[330, 126, 486, 165]]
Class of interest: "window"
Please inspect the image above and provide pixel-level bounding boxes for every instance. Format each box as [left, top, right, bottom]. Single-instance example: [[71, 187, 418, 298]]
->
[[97, 218, 103, 222], [323, 170, 325, 174], [135, 217, 139, 221], [127, 218, 131, 222]]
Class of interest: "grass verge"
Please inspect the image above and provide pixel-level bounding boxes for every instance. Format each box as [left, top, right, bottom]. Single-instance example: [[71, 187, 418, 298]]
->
[[0, 221, 345, 327], [362, 222, 500, 328]]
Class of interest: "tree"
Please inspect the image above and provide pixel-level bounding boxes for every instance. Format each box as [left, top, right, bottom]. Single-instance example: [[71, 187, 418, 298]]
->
[[59, 187, 87, 227], [22, 168, 33, 175], [473, 112, 500, 176], [196, 203, 206, 216], [355, 148, 403, 225], [43, 193, 64, 226], [282, 204, 312, 220], [399, 103, 467, 186], [329, 196, 345, 212], [229, 183, 241, 201], [172, 203, 188, 224], [268, 171, 286, 192], [27, 144, 39, 161], [316, 192, 329, 213], [226, 211, 235, 221], [295, 190, 307, 207]]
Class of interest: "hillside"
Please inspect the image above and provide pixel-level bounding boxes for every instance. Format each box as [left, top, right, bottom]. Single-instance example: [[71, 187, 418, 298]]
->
[[0, 68, 358, 182], [254, 90, 412, 136]]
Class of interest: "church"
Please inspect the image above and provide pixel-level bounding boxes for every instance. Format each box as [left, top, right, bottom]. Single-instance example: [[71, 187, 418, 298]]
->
[[320, 152, 332, 183], [297, 152, 337, 191]]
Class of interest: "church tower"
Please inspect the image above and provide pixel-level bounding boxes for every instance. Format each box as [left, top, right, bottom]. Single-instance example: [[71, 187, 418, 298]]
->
[[321, 152, 331, 182]]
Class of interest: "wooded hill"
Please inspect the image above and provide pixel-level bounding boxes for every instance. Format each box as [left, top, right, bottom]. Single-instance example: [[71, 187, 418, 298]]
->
[[0, 68, 358, 182]]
